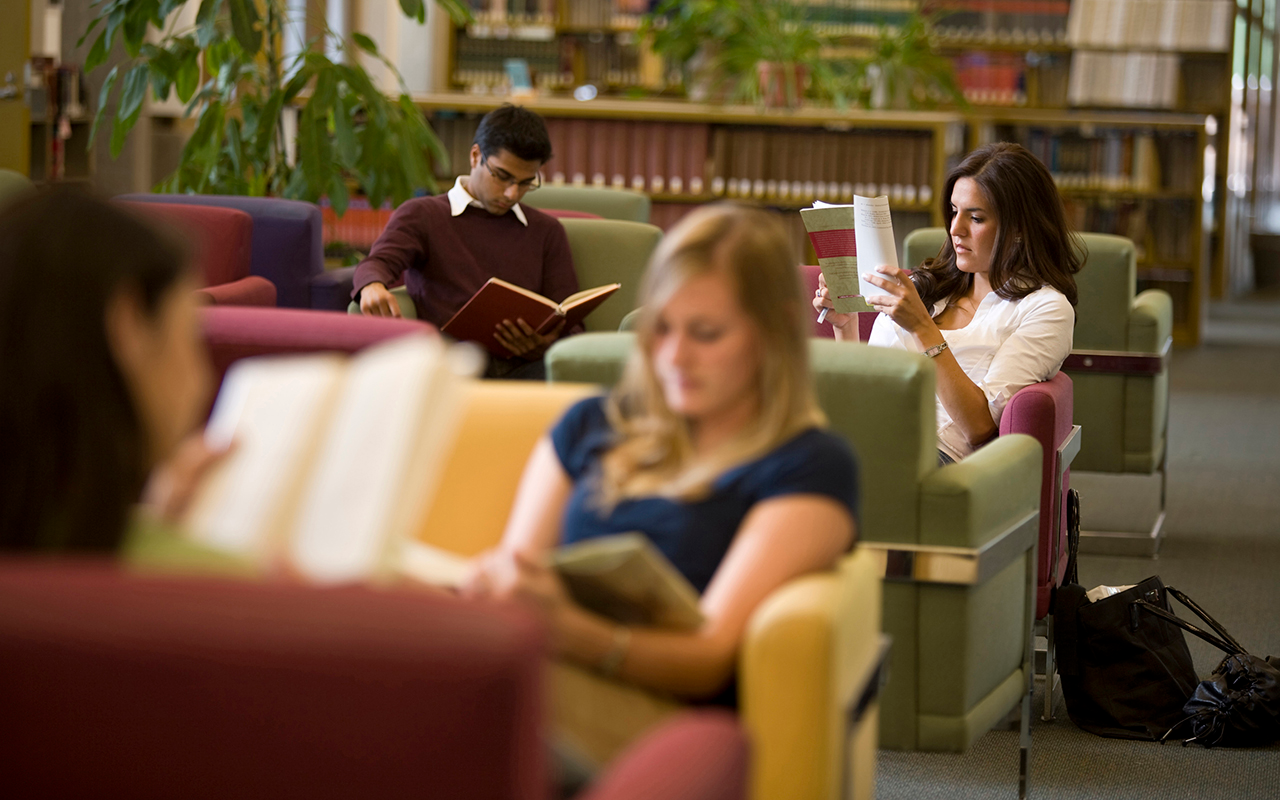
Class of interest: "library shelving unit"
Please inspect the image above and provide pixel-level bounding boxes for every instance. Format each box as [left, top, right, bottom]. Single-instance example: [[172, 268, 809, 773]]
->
[[413, 92, 967, 259], [421, 0, 1251, 344], [967, 107, 1209, 346]]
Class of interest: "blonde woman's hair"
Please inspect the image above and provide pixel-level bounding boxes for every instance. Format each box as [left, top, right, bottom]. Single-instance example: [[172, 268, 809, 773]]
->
[[596, 203, 826, 506]]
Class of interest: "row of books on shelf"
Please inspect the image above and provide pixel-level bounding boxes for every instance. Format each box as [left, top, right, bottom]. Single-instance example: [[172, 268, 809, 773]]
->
[[952, 51, 1073, 108], [1062, 196, 1197, 265], [1067, 51, 1179, 110], [453, 32, 646, 91], [710, 127, 934, 206], [463, 0, 647, 28], [1066, 0, 1233, 53], [929, 0, 1071, 46], [1015, 128, 1200, 194], [432, 114, 937, 207]]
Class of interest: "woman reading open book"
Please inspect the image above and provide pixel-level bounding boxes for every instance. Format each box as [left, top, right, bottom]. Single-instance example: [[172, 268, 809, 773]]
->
[[463, 204, 860, 769]]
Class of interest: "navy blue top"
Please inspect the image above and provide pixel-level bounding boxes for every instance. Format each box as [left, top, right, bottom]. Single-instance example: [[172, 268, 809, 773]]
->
[[551, 397, 860, 595]]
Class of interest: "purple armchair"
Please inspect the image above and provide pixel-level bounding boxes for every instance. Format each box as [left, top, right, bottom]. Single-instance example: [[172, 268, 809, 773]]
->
[[117, 194, 326, 310]]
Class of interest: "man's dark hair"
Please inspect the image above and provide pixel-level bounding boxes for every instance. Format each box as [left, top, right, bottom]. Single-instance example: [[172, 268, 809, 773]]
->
[[474, 104, 553, 164], [0, 188, 189, 553]]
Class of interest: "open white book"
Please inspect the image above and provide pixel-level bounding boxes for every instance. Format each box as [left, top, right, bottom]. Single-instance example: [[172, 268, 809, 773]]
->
[[181, 334, 471, 584], [400, 533, 705, 631], [800, 195, 899, 315]]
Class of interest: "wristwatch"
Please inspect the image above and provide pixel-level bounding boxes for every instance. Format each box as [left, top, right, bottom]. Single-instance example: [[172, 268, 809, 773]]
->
[[923, 341, 950, 359]]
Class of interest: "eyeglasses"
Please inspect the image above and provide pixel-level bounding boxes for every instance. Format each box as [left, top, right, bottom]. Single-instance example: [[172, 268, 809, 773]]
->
[[481, 157, 541, 192]]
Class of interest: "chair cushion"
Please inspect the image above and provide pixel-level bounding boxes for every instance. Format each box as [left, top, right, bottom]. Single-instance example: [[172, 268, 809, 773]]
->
[[522, 186, 651, 223], [559, 219, 663, 333]]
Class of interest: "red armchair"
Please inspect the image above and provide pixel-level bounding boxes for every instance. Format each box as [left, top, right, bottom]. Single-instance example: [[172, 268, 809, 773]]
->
[[120, 201, 277, 307], [0, 560, 749, 800]]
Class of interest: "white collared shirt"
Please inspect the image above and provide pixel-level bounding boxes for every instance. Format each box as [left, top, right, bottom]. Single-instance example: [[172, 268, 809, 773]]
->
[[447, 176, 528, 226], [868, 285, 1074, 461]]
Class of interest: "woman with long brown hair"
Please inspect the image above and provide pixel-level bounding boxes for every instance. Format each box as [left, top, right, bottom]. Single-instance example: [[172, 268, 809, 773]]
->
[[816, 142, 1082, 462], [465, 203, 859, 768]]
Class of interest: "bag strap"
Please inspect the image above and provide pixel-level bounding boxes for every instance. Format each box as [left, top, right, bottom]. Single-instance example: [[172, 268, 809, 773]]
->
[[1164, 586, 1247, 654], [1064, 489, 1080, 587], [1133, 600, 1243, 656]]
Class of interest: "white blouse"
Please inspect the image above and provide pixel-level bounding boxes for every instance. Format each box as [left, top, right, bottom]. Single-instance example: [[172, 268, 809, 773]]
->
[[867, 285, 1074, 461]]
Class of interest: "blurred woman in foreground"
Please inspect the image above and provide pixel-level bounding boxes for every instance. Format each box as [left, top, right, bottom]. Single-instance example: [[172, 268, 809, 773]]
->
[[0, 189, 214, 552], [465, 204, 860, 767]]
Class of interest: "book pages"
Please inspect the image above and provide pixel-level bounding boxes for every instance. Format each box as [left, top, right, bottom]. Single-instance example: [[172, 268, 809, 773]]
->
[[289, 334, 463, 584], [800, 196, 899, 314], [182, 354, 346, 562], [853, 195, 900, 297]]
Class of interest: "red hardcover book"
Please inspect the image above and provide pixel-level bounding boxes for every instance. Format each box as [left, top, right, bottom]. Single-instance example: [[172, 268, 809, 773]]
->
[[589, 119, 610, 188], [567, 118, 589, 186], [611, 120, 632, 190], [665, 123, 686, 194], [646, 121, 668, 194], [440, 279, 621, 358]]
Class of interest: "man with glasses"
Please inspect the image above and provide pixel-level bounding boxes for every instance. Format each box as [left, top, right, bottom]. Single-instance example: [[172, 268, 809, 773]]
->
[[353, 105, 576, 378]]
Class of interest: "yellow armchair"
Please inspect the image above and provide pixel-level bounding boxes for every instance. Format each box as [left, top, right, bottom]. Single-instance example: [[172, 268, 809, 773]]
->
[[415, 380, 886, 800]]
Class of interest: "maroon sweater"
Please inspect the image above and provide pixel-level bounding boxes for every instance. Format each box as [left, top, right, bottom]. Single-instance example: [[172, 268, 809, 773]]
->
[[351, 195, 578, 329]]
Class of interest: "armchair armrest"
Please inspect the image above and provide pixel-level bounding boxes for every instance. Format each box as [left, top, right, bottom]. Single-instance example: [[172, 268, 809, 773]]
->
[[578, 711, 748, 800], [740, 548, 883, 800], [1129, 289, 1174, 353], [919, 434, 1042, 549], [196, 276, 278, 307]]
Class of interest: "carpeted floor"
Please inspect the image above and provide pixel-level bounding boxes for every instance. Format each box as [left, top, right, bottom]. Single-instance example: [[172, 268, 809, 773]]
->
[[874, 300, 1280, 800]]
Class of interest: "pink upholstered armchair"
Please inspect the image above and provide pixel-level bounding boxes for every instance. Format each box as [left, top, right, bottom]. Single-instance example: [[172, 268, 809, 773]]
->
[[120, 201, 277, 307]]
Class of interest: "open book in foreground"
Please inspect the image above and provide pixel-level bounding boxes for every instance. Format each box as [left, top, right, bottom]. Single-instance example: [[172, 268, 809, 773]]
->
[[441, 278, 621, 358], [181, 334, 472, 584], [800, 195, 899, 315], [400, 533, 705, 631]]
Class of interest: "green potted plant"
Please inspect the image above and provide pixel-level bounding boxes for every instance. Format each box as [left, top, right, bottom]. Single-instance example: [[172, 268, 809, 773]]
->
[[80, 0, 470, 215], [642, 0, 830, 108], [860, 13, 967, 110]]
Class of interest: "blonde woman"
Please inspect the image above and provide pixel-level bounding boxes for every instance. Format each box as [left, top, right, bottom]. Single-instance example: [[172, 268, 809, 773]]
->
[[464, 204, 859, 768]]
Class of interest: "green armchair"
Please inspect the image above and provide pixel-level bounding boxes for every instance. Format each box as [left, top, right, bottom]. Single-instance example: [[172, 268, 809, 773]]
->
[[521, 185, 652, 223], [348, 219, 660, 335], [545, 333, 1044, 765], [903, 229, 1173, 555]]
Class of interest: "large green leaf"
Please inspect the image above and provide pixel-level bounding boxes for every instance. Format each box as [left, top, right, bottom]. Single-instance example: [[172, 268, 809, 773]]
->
[[76, 16, 102, 49], [397, 0, 424, 24], [253, 90, 284, 156], [328, 173, 350, 217], [109, 64, 150, 157], [122, 0, 157, 57], [227, 0, 262, 55], [332, 96, 358, 165], [351, 33, 378, 55], [116, 63, 149, 124], [86, 65, 119, 146], [84, 32, 109, 72], [175, 46, 200, 102], [195, 0, 223, 48], [157, 0, 185, 20], [226, 116, 244, 179]]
